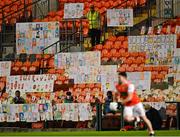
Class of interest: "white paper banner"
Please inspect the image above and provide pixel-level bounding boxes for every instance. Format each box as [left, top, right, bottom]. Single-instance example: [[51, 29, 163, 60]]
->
[[107, 9, 133, 27], [54, 103, 92, 121], [6, 74, 56, 96], [127, 72, 151, 91], [16, 22, 59, 54], [128, 35, 176, 65], [66, 65, 118, 93], [0, 61, 11, 77], [64, 3, 84, 19], [54, 51, 101, 68]]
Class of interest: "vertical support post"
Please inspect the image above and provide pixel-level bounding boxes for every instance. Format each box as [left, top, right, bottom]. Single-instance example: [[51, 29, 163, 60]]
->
[[72, 20, 76, 46], [34, 0, 37, 19], [102, 14, 107, 43], [172, 0, 174, 18], [176, 102, 180, 130], [79, 19, 84, 51], [41, 50, 45, 74], [14, 24, 16, 54], [48, 0, 50, 13], [65, 20, 68, 52], [55, 43, 58, 54], [24, 0, 27, 21], [96, 102, 102, 131], [120, 104, 124, 129], [0, 10, 3, 60], [0, 32, 2, 60], [147, 0, 152, 27], [1, 8, 6, 60]]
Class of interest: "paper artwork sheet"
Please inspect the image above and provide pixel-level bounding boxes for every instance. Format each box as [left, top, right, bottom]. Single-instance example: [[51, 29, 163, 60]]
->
[[16, 22, 59, 54], [107, 9, 133, 27], [0, 61, 11, 77], [128, 35, 176, 65], [64, 3, 84, 19]]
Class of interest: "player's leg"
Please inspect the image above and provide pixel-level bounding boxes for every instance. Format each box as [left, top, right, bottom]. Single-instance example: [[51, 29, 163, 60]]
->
[[141, 116, 154, 134], [123, 106, 135, 122], [134, 103, 155, 135]]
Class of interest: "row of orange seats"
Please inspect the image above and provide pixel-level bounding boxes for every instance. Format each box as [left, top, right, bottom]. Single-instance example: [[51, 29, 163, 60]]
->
[[33, 0, 147, 35], [10, 54, 56, 75], [119, 64, 169, 71], [48, 64, 168, 83], [12, 54, 54, 67], [58, 0, 146, 11], [0, 0, 32, 8], [94, 36, 128, 49], [0, 0, 148, 29], [25, 83, 103, 103], [144, 18, 180, 48], [0, 0, 32, 25], [146, 18, 180, 35], [118, 65, 168, 81], [0, 77, 6, 91], [94, 36, 129, 59], [101, 51, 146, 63], [11, 66, 39, 75], [162, 17, 180, 27], [161, 18, 180, 48]]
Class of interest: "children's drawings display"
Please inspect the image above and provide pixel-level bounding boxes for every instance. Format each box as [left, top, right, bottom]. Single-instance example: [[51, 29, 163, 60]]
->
[[175, 26, 180, 34], [107, 9, 133, 27], [16, 22, 59, 54], [173, 56, 180, 65], [6, 74, 56, 96], [127, 72, 151, 91], [98, 65, 118, 93], [0, 61, 11, 77], [0, 103, 92, 122], [54, 51, 101, 68], [54, 103, 92, 121], [128, 35, 176, 65], [64, 3, 84, 19], [66, 65, 118, 93], [0, 103, 52, 122]]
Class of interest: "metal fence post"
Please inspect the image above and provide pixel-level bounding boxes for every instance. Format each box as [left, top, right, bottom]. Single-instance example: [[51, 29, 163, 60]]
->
[[96, 102, 102, 131], [120, 104, 124, 129], [177, 102, 180, 130]]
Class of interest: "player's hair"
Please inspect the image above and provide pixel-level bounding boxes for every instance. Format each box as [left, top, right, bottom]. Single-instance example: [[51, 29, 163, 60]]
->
[[66, 91, 72, 96], [118, 72, 127, 78]]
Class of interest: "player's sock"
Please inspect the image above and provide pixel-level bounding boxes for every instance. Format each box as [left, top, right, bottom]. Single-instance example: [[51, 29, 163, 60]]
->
[[134, 116, 140, 129], [135, 116, 140, 122]]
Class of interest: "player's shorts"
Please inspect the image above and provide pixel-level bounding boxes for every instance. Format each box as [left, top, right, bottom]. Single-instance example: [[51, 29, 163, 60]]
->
[[123, 102, 146, 118]]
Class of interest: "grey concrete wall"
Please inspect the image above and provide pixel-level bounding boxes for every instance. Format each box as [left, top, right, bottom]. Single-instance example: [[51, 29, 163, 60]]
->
[[32, 0, 58, 19], [156, 0, 180, 18]]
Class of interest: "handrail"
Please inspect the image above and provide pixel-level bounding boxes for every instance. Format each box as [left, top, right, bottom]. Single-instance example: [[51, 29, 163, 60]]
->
[[2, 0, 43, 19], [42, 41, 60, 52], [100, 0, 149, 36], [0, 0, 21, 11], [42, 30, 80, 52], [40, 41, 77, 74]]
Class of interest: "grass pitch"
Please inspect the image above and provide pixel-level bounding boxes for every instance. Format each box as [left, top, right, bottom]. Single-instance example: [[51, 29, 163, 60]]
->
[[0, 130, 179, 136]]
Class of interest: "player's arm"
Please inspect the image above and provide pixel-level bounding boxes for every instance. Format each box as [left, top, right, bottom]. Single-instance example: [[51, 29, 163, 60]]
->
[[121, 84, 134, 104], [121, 92, 133, 104]]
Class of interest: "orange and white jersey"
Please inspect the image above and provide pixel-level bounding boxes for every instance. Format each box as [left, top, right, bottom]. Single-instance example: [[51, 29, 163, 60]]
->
[[116, 82, 141, 106]]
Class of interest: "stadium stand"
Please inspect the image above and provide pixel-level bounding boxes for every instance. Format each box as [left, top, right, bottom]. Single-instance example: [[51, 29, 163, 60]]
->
[[0, 0, 179, 131]]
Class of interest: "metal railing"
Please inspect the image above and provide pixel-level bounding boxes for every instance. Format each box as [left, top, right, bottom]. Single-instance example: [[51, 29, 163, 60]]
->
[[0, 0, 51, 59]]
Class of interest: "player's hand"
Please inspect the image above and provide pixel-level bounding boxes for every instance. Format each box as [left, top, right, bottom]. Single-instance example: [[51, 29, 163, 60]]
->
[[118, 98, 123, 104], [118, 99, 125, 105], [121, 101, 125, 105]]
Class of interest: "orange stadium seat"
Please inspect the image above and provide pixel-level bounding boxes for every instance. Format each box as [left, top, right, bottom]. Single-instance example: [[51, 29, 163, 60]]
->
[[0, 0, 32, 26]]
